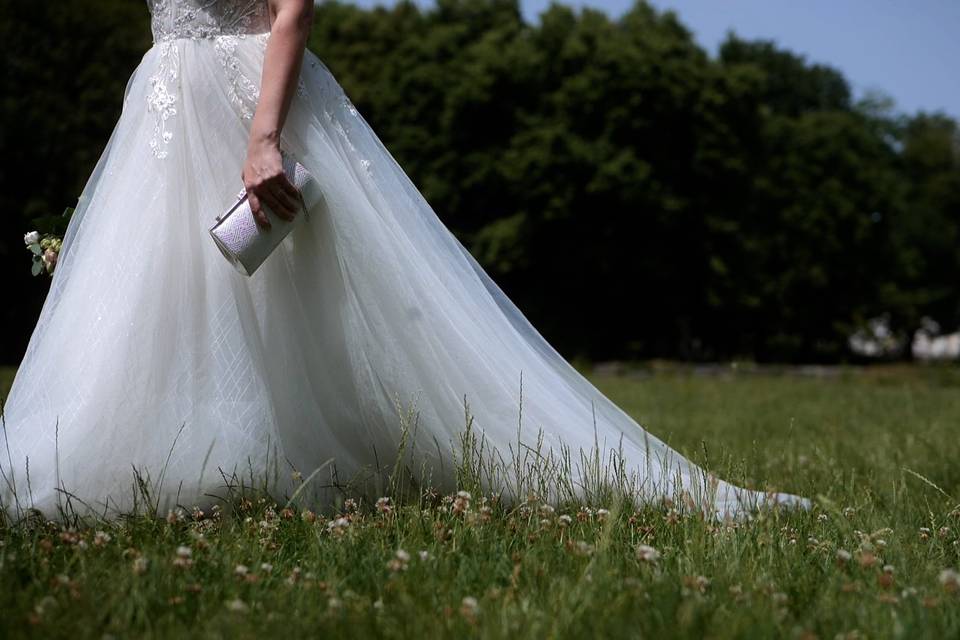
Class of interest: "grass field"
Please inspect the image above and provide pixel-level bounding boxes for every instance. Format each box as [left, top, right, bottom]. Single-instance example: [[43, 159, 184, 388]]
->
[[1, 363, 960, 638]]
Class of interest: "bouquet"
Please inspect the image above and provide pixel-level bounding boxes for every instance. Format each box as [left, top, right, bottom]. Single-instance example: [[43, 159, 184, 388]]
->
[[24, 205, 74, 277], [24, 231, 63, 276]]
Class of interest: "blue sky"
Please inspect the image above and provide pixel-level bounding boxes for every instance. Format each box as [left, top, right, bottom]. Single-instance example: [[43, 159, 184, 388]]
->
[[343, 0, 960, 120]]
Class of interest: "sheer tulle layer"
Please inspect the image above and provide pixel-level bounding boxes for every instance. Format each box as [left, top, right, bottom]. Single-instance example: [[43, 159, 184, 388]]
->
[[0, 33, 811, 521]]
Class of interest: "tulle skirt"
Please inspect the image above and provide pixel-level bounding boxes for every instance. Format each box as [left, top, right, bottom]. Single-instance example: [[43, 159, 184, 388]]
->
[[0, 32, 811, 522]]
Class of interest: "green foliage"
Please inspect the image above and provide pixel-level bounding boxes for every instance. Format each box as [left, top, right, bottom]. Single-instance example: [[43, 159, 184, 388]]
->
[[891, 114, 960, 327], [3, 0, 959, 363], [306, 0, 960, 362], [1, 0, 150, 361], [2, 365, 960, 637]]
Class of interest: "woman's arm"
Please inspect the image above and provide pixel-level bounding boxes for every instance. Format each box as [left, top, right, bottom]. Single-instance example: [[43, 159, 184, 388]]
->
[[242, 0, 315, 230]]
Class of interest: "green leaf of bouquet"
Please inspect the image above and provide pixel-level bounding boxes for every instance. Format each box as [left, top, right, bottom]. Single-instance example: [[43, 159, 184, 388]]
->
[[29, 244, 42, 256], [31, 261, 43, 276]]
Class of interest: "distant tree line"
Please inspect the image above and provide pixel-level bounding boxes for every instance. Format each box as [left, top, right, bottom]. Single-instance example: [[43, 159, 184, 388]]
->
[[2, 0, 958, 363]]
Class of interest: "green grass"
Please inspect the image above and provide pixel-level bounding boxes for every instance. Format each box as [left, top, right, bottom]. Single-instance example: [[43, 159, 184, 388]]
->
[[2, 363, 960, 638]]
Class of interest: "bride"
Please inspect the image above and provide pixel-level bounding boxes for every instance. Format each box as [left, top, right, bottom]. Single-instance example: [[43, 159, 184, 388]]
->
[[0, 0, 811, 522]]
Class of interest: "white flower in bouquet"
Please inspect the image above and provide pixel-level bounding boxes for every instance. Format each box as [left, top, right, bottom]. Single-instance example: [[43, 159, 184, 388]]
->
[[24, 231, 40, 246]]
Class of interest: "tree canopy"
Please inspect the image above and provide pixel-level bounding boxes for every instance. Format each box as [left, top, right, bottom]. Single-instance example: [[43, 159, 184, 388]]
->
[[2, 0, 958, 363]]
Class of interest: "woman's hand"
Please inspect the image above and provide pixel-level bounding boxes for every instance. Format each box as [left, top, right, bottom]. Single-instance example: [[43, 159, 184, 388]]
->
[[241, 131, 301, 230]]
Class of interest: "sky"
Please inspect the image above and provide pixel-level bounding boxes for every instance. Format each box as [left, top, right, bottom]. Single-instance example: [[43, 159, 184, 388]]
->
[[344, 0, 960, 120]]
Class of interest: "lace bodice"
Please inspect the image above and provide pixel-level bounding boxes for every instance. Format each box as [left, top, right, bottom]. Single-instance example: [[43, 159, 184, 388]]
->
[[146, 0, 270, 43], [141, 0, 322, 162]]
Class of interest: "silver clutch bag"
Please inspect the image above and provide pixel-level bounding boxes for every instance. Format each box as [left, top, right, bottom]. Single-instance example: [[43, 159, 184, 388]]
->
[[209, 151, 322, 276]]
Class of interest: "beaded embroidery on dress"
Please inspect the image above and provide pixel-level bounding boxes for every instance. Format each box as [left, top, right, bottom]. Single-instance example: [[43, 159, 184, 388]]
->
[[0, 0, 812, 522]]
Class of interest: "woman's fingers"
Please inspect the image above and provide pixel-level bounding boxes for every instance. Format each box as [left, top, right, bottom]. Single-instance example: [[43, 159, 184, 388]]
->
[[270, 186, 300, 219], [259, 188, 297, 222], [268, 174, 302, 218], [247, 191, 272, 230], [244, 170, 302, 229], [277, 173, 301, 202]]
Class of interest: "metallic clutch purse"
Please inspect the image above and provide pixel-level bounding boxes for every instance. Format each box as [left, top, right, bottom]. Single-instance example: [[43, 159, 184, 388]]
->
[[209, 151, 322, 276]]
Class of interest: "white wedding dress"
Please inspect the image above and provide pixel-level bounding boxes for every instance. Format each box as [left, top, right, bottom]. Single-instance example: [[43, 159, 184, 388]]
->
[[0, 0, 811, 522]]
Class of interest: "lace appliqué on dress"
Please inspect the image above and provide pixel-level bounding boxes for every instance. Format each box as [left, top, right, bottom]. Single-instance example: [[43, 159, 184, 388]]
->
[[144, 1, 274, 158], [213, 33, 269, 121], [146, 41, 180, 160], [322, 90, 374, 177]]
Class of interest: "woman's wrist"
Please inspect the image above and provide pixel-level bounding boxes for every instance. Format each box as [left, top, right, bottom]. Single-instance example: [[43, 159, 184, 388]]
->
[[248, 126, 282, 148]]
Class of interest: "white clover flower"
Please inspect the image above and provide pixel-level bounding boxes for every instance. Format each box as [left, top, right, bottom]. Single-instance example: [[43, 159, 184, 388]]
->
[[460, 596, 480, 619], [683, 575, 710, 593], [453, 491, 472, 515], [327, 517, 350, 537], [24, 231, 39, 246], [286, 567, 303, 585], [569, 540, 594, 557], [418, 550, 430, 561], [258, 520, 276, 533], [388, 548, 411, 572], [234, 564, 249, 576], [636, 544, 660, 563], [836, 549, 852, 563], [260, 562, 274, 573], [939, 568, 960, 592], [376, 497, 393, 515], [558, 514, 573, 527], [132, 556, 149, 575], [225, 598, 248, 612], [34, 595, 57, 615], [172, 545, 193, 568]]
